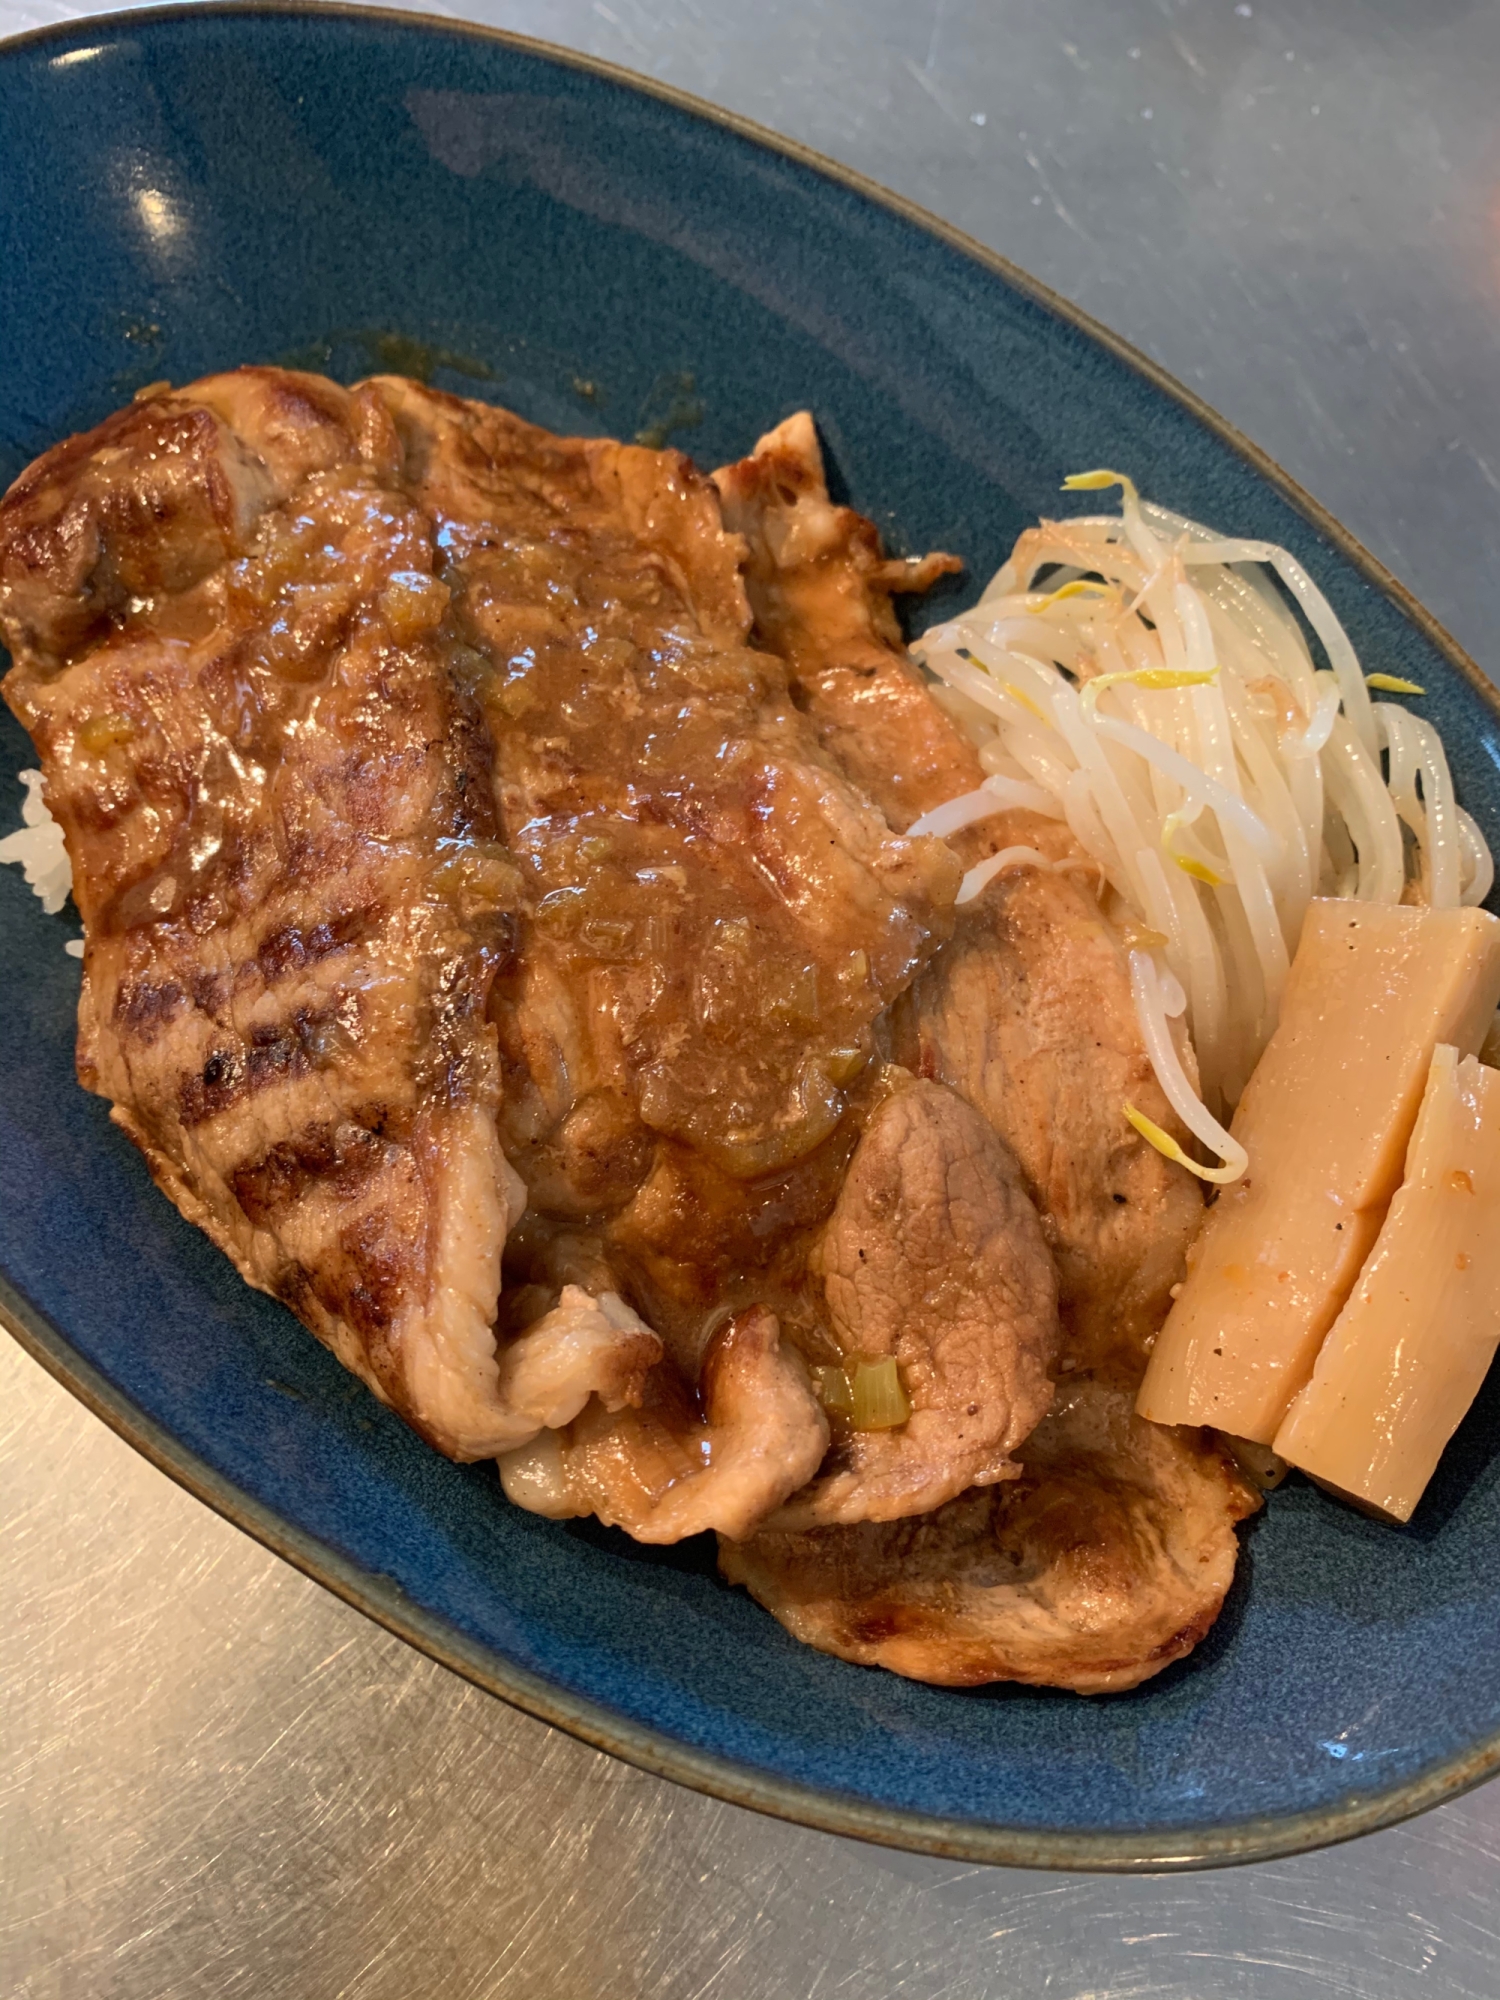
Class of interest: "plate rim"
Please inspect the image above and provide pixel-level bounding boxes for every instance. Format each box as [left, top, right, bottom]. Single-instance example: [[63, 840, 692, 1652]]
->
[[4, 0, 1500, 1875]]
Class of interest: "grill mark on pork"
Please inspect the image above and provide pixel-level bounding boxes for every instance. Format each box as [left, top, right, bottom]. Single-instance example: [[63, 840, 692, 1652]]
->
[[228, 1108, 397, 1223], [255, 907, 375, 983], [113, 975, 188, 1044], [336, 1203, 424, 1341], [178, 1000, 352, 1125]]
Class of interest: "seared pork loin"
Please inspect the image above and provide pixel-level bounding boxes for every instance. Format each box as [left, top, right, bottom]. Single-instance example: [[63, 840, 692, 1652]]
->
[[1, 370, 1251, 1691], [899, 812, 1207, 1367], [0, 368, 645, 1461], [719, 1378, 1256, 1694], [766, 1074, 1057, 1528], [498, 1302, 831, 1543], [713, 409, 977, 830], [713, 413, 1254, 1684]]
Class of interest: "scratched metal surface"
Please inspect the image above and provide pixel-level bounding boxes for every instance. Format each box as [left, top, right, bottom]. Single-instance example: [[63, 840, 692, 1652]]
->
[[5, 0, 1500, 1994]]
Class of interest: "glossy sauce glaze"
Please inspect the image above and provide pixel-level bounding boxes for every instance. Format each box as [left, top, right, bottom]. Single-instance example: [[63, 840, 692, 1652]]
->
[[0, 369, 1250, 1689]]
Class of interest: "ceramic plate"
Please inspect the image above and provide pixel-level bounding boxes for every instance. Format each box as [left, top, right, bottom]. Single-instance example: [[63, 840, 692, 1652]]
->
[[5, 2, 1500, 1871]]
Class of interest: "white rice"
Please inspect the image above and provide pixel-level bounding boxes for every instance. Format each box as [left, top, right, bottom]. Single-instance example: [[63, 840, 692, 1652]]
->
[[0, 769, 74, 917]]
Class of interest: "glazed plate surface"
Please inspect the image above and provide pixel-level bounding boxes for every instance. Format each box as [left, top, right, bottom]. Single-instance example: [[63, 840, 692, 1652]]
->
[[5, 2, 1500, 1870]]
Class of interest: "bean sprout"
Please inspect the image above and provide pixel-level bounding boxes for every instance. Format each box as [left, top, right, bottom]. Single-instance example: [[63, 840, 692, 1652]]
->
[[912, 471, 1494, 1179], [1126, 950, 1249, 1185]]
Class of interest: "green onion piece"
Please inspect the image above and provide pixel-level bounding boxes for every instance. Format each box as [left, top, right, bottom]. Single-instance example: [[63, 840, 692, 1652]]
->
[[813, 1365, 854, 1416], [1366, 672, 1426, 696], [849, 1356, 911, 1431]]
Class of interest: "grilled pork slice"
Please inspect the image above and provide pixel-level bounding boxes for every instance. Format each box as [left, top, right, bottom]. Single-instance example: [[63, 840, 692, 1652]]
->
[[713, 411, 975, 831], [498, 1305, 830, 1543], [1, 370, 984, 1524], [371, 378, 961, 1206], [351, 379, 998, 1534], [0, 369, 660, 1459], [767, 1073, 1058, 1528], [712, 414, 1248, 1684], [899, 814, 1206, 1368], [721, 1378, 1258, 1694], [714, 415, 1204, 1360]]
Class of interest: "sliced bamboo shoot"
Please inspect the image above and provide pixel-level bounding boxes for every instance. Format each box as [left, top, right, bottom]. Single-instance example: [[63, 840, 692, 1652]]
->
[[1136, 901, 1500, 1442], [1274, 1047, 1500, 1522]]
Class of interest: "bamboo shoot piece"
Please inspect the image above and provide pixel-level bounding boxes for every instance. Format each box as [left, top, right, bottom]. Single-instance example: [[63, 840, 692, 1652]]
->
[[1137, 902, 1500, 1443], [1274, 1047, 1500, 1522]]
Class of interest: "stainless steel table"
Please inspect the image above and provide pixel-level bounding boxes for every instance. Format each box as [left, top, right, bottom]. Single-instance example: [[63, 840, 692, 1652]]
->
[[5, 2, 1500, 1993]]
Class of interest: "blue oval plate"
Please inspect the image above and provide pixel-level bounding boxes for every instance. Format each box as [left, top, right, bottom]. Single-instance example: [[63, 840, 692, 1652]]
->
[[5, 3, 1500, 1872]]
